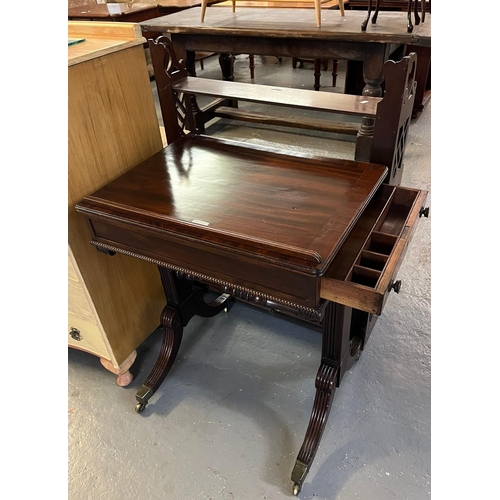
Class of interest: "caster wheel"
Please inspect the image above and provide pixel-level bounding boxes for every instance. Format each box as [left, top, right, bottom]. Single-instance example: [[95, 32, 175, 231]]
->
[[356, 351, 362, 361], [135, 403, 146, 414], [292, 483, 301, 496]]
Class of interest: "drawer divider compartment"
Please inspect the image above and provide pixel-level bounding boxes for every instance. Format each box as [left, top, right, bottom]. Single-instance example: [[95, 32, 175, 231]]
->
[[320, 186, 428, 315]]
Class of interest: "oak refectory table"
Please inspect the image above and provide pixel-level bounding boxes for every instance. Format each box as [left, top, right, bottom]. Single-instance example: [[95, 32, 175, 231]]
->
[[139, 8, 430, 145], [76, 131, 428, 495]]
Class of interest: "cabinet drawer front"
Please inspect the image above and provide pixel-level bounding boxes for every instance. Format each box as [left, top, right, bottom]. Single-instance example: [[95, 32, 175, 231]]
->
[[320, 185, 428, 315], [68, 279, 96, 323], [68, 313, 109, 360]]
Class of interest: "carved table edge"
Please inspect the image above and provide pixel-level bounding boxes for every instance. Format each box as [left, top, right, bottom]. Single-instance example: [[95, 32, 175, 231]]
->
[[90, 240, 325, 321]]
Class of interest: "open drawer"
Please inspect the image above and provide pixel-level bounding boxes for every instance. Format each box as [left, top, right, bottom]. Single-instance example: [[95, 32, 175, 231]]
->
[[320, 184, 428, 315]]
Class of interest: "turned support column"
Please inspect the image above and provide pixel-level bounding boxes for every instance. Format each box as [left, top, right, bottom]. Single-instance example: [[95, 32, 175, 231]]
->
[[219, 52, 235, 81], [183, 50, 206, 133], [355, 48, 386, 163]]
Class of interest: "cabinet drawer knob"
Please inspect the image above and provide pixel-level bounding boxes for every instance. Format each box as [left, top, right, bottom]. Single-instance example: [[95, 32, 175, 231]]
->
[[419, 206, 430, 218], [69, 327, 82, 341], [390, 280, 402, 294]]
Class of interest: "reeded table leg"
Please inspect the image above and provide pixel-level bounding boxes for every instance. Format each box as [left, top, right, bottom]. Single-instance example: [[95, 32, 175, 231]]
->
[[291, 302, 340, 495], [291, 302, 366, 495], [135, 304, 183, 414], [135, 268, 231, 414]]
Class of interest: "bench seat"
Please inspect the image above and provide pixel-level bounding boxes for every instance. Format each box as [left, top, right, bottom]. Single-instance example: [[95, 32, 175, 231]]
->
[[173, 76, 381, 117]]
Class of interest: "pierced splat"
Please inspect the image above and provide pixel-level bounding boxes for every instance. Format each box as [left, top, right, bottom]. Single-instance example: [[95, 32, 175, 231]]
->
[[148, 36, 198, 144]]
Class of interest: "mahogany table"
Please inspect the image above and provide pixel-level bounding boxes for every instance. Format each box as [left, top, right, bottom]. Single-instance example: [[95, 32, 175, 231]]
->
[[76, 132, 428, 495]]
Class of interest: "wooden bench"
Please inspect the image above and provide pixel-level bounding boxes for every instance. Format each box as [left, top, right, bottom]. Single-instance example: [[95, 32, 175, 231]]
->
[[149, 35, 417, 186]]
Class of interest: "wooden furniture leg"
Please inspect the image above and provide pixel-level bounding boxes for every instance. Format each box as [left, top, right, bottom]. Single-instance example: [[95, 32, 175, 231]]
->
[[354, 47, 385, 162], [219, 52, 235, 81], [314, 59, 321, 91], [135, 268, 231, 414], [332, 59, 339, 87], [315, 0, 321, 27], [201, 0, 207, 22], [371, 0, 381, 24], [249, 54, 255, 79], [100, 350, 137, 387], [413, 0, 421, 26], [407, 0, 414, 32], [291, 301, 362, 496], [361, 0, 373, 31]]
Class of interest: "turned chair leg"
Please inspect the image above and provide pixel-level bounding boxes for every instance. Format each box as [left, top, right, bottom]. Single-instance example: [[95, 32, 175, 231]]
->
[[201, 0, 207, 22], [332, 59, 339, 87], [407, 0, 414, 32], [372, 0, 381, 24], [314, 59, 321, 91], [414, 0, 421, 25], [339, 0, 345, 16], [361, 0, 372, 31], [314, 0, 321, 27], [249, 54, 255, 79]]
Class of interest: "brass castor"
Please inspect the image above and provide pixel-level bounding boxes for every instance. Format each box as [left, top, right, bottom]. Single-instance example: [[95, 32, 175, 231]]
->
[[292, 483, 301, 496], [135, 402, 146, 414]]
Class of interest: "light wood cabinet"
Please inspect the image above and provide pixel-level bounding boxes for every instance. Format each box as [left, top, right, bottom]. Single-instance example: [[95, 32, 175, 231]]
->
[[68, 21, 165, 385]]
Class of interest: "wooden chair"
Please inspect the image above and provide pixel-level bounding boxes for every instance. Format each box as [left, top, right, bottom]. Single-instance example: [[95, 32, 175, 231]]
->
[[362, 0, 428, 32], [201, 0, 345, 28]]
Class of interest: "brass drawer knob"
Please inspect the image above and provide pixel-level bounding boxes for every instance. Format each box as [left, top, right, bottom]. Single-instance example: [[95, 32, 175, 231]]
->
[[69, 327, 82, 341], [390, 280, 402, 294], [419, 207, 430, 218]]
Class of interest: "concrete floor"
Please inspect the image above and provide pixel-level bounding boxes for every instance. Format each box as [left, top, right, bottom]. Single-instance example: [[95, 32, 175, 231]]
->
[[68, 54, 431, 499]]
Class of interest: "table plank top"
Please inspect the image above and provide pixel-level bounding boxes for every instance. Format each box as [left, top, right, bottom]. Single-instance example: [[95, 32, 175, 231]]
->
[[68, 3, 158, 18], [117, 0, 224, 6], [140, 8, 430, 44], [215, 0, 339, 7], [79, 135, 387, 273]]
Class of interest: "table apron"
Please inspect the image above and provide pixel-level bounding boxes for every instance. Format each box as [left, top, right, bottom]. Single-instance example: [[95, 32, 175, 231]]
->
[[171, 34, 402, 62]]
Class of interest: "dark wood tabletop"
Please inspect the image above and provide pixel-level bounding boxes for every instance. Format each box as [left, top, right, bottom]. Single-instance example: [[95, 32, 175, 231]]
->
[[79, 134, 387, 275], [140, 8, 430, 46]]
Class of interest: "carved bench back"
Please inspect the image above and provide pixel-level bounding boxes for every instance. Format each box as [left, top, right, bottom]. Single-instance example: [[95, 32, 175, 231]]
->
[[148, 36, 194, 144], [372, 52, 417, 186]]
